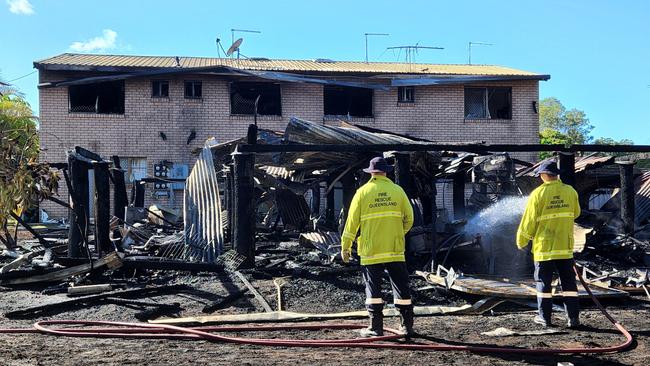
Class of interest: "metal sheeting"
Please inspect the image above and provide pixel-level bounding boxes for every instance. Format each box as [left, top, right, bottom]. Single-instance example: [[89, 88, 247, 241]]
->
[[183, 143, 224, 263], [280, 117, 427, 171], [391, 75, 550, 86], [274, 188, 311, 230], [636, 172, 650, 225], [299, 231, 341, 258], [35, 53, 545, 77], [517, 155, 615, 177]]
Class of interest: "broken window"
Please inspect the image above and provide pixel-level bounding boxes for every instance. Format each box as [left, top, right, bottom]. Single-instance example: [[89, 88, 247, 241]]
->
[[398, 86, 415, 103], [324, 85, 373, 118], [184, 81, 202, 99], [464, 87, 512, 119], [124, 158, 147, 183], [230, 82, 282, 115], [152, 80, 169, 98], [68, 81, 124, 114]]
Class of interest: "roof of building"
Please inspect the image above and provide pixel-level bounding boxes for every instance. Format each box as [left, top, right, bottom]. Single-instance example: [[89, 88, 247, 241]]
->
[[34, 53, 547, 78]]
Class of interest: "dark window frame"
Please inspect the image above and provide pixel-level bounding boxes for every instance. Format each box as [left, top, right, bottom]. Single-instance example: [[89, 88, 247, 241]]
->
[[68, 80, 125, 115], [151, 80, 169, 98], [323, 85, 374, 118], [397, 86, 415, 103], [229, 81, 282, 116], [184, 80, 202, 99], [464, 87, 512, 120]]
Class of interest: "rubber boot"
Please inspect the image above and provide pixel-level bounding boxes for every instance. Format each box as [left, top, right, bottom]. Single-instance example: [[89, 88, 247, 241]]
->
[[398, 307, 415, 339], [359, 312, 383, 337]]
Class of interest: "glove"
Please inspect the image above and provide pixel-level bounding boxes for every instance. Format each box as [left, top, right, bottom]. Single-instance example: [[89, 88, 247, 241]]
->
[[341, 250, 351, 263]]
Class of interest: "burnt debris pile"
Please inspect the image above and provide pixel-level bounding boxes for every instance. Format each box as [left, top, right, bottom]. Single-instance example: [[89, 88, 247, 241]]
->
[[2, 117, 650, 321]]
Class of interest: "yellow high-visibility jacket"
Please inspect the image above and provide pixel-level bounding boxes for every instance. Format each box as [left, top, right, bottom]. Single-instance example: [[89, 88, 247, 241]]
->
[[341, 175, 414, 265], [516, 179, 581, 262]]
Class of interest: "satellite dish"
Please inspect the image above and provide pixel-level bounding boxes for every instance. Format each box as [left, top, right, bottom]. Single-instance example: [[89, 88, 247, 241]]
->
[[226, 38, 243, 57]]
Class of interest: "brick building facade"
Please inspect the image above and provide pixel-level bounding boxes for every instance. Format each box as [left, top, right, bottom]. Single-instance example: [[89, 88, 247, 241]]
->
[[35, 54, 548, 218]]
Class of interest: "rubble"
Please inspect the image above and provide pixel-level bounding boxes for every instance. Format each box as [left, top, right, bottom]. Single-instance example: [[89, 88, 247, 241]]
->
[[1, 116, 650, 364]]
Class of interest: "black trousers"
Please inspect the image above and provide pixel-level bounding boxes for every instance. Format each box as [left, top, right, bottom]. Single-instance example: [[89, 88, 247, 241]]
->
[[361, 262, 412, 315], [534, 258, 579, 322]]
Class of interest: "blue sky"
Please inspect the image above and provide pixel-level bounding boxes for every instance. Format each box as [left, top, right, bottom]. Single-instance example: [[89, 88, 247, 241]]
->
[[1, 0, 648, 143]]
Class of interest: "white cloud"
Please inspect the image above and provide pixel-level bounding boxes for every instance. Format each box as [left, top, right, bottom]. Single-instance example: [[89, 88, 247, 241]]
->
[[69, 29, 118, 53], [7, 0, 34, 15]]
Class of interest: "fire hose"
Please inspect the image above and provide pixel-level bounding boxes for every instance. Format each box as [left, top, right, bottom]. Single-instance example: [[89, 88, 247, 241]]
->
[[0, 265, 633, 355]]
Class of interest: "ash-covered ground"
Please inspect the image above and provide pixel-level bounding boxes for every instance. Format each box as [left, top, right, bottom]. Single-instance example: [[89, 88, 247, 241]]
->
[[0, 265, 649, 366]]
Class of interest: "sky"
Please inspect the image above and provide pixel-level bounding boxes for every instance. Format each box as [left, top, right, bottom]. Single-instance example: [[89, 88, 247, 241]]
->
[[1, 0, 649, 143]]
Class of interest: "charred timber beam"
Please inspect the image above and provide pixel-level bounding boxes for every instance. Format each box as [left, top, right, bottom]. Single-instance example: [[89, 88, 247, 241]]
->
[[394, 153, 412, 197], [559, 152, 576, 188], [9, 212, 48, 246], [111, 156, 128, 221], [341, 172, 356, 227], [311, 184, 321, 216], [453, 172, 466, 220], [618, 161, 636, 234], [325, 176, 336, 226], [237, 143, 650, 154], [132, 180, 145, 208], [93, 161, 112, 254], [232, 151, 256, 269], [67, 153, 89, 258], [225, 168, 234, 242], [429, 179, 438, 271]]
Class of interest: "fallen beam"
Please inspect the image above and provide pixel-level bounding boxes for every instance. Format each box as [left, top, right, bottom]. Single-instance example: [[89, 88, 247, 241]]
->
[[201, 288, 250, 313], [237, 143, 650, 154], [234, 271, 273, 312], [3, 284, 189, 319], [0, 252, 123, 286], [121, 257, 224, 272]]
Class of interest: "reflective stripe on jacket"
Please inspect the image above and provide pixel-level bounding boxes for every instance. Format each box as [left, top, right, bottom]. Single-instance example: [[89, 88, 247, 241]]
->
[[516, 179, 581, 262], [341, 175, 414, 265]]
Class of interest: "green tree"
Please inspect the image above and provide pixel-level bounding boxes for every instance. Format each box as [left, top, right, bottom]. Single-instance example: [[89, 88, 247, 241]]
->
[[539, 128, 570, 159], [539, 97, 594, 144], [592, 137, 635, 146], [0, 87, 58, 248]]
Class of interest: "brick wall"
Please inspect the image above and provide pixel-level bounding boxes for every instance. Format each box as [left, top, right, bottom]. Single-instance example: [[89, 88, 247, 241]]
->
[[39, 71, 540, 218]]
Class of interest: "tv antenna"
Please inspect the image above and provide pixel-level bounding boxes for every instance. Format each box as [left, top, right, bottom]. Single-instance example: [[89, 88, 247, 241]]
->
[[386, 44, 444, 63], [468, 41, 493, 64], [365, 33, 389, 63]]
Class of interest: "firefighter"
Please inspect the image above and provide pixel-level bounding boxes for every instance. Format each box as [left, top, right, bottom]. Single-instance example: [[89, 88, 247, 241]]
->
[[340, 157, 415, 338], [516, 160, 581, 328]]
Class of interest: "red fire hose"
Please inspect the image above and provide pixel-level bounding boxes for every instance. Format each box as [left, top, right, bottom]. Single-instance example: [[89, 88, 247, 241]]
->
[[0, 266, 634, 355]]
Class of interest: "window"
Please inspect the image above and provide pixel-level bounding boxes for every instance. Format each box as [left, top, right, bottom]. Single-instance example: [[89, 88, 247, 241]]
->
[[323, 85, 373, 117], [152, 80, 169, 98], [398, 86, 415, 103], [184, 81, 202, 99], [68, 81, 124, 114], [464, 87, 512, 119], [124, 158, 147, 183], [230, 82, 282, 115]]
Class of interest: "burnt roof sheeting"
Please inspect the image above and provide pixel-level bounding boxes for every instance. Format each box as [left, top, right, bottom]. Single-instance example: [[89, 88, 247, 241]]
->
[[183, 143, 224, 263], [391, 75, 550, 86], [280, 117, 427, 170], [40, 65, 388, 90], [636, 172, 650, 225], [274, 188, 311, 230], [517, 155, 615, 177], [35, 53, 546, 77], [236, 69, 389, 90]]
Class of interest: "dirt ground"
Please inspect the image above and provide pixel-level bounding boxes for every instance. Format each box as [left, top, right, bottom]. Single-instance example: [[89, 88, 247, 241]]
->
[[0, 269, 648, 366]]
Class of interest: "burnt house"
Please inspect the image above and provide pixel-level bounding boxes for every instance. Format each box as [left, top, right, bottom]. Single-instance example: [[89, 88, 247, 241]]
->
[[34, 53, 549, 217]]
